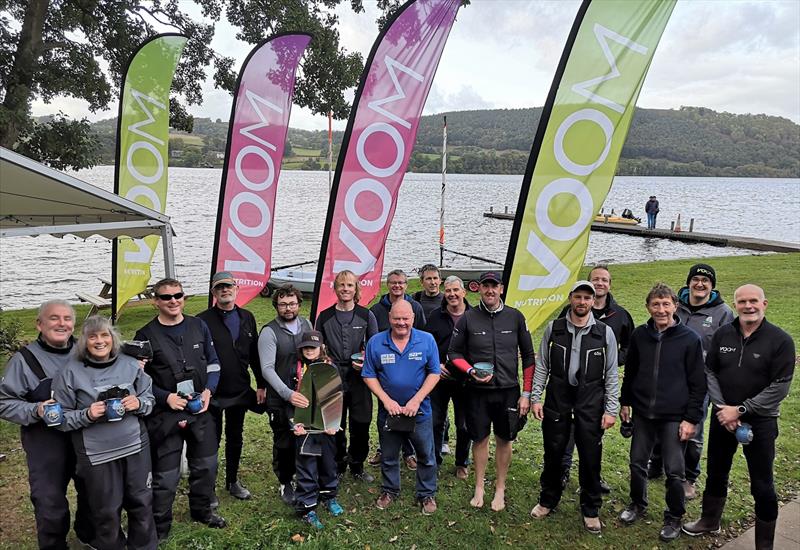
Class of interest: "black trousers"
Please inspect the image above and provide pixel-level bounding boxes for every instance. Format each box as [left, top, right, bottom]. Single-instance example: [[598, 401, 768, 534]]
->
[[336, 381, 373, 474], [539, 412, 604, 517], [21, 423, 93, 550], [294, 433, 338, 514], [629, 416, 685, 520], [268, 407, 296, 485], [430, 380, 470, 467], [150, 413, 218, 539], [705, 416, 779, 521], [210, 404, 247, 485], [76, 449, 156, 550]]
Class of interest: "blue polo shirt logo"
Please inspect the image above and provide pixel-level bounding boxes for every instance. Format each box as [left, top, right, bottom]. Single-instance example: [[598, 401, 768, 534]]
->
[[380, 353, 396, 364], [408, 352, 423, 361]]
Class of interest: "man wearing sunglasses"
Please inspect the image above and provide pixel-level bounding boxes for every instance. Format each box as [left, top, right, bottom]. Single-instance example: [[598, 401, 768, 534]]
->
[[198, 272, 266, 502], [135, 278, 225, 542]]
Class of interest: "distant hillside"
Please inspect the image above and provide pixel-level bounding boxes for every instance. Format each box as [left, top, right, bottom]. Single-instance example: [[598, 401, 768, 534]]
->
[[91, 106, 799, 177]]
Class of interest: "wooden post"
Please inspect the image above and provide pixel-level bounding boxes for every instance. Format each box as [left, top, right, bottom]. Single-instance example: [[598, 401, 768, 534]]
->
[[689, 218, 695, 232]]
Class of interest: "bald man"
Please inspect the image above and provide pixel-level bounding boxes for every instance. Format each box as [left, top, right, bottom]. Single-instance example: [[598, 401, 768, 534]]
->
[[683, 285, 795, 550], [362, 301, 441, 515]]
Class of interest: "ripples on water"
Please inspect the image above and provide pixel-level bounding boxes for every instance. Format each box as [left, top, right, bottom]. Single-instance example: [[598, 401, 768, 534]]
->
[[1, 168, 798, 309]]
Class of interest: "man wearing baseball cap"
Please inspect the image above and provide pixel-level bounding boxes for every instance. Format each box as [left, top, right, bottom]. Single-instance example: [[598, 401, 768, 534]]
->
[[530, 281, 619, 534], [198, 272, 266, 501], [448, 271, 535, 512]]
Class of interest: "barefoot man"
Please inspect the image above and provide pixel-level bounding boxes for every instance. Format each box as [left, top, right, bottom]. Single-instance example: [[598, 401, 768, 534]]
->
[[448, 271, 535, 511]]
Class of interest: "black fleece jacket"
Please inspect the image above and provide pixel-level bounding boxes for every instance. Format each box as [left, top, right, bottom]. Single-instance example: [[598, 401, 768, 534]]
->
[[424, 299, 471, 382], [706, 317, 795, 417], [621, 316, 706, 424]]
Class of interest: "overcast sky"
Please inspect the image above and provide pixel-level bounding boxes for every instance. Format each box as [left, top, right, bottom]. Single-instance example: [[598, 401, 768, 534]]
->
[[32, 0, 800, 131]]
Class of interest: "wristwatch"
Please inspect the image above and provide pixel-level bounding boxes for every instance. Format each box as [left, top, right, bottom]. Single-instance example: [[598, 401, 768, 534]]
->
[[737, 404, 747, 415]]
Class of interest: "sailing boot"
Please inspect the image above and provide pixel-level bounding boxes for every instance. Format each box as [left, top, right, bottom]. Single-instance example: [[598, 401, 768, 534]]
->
[[754, 517, 776, 550], [682, 494, 726, 536]]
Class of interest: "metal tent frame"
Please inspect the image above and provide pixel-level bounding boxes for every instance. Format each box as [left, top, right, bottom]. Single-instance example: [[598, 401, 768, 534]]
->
[[0, 147, 175, 277]]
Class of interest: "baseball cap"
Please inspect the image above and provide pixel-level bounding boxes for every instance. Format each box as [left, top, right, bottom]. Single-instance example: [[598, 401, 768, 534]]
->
[[298, 330, 324, 350], [570, 280, 596, 295], [479, 271, 503, 284], [211, 271, 236, 289]]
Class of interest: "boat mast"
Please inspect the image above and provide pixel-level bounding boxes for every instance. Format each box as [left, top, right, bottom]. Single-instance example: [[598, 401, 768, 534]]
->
[[439, 115, 447, 268], [327, 110, 333, 192]]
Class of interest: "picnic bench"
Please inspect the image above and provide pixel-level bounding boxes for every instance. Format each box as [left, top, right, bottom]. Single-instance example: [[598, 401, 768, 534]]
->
[[76, 278, 156, 318]]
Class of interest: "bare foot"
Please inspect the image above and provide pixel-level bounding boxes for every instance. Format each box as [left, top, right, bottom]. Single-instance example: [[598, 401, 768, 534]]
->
[[470, 486, 484, 508], [491, 490, 505, 512]]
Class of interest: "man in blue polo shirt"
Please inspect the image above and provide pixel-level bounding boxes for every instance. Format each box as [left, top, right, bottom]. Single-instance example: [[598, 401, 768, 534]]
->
[[362, 300, 441, 515]]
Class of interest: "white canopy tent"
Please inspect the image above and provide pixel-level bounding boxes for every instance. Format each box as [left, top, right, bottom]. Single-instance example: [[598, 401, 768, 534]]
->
[[0, 146, 175, 277]]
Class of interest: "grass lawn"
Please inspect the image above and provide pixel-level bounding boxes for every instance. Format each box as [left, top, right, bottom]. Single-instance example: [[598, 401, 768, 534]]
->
[[292, 147, 323, 157], [1, 253, 798, 549]]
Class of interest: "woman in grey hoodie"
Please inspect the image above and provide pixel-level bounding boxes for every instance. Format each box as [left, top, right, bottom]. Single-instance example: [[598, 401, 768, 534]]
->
[[52, 316, 157, 550]]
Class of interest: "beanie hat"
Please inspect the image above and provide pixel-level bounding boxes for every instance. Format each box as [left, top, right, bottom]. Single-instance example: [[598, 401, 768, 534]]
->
[[687, 263, 716, 288]]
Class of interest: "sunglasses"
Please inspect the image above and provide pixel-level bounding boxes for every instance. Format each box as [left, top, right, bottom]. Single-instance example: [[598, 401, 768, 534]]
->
[[156, 292, 185, 301]]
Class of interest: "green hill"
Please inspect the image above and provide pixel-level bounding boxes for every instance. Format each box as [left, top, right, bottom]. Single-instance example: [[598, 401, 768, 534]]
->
[[91, 106, 800, 177]]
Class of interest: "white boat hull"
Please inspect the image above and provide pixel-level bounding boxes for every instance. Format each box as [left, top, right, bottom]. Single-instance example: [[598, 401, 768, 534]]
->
[[266, 268, 317, 295]]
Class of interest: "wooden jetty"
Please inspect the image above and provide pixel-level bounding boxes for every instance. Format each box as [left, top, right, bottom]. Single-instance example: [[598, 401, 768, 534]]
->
[[483, 209, 800, 253]]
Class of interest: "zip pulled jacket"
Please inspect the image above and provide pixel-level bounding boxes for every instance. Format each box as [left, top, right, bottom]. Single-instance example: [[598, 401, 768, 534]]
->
[[370, 293, 426, 332], [424, 299, 471, 383], [621, 316, 706, 424], [0, 337, 75, 425], [258, 316, 312, 409], [52, 354, 155, 466], [198, 305, 265, 408], [448, 300, 535, 392], [533, 314, 619, 418], [676, 287, 734, 354], [705, 317, 795, 418]]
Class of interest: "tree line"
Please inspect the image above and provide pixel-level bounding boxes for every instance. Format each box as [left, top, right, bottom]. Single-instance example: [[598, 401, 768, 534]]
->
[[87, 105, 799, 178]]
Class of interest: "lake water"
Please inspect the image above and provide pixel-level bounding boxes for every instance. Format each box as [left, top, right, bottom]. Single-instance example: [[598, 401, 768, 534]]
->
[[1, 168, 798, 309]]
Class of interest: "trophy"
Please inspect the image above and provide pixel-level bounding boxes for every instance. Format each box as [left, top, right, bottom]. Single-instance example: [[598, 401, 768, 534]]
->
[[293, 362, 343, 433]]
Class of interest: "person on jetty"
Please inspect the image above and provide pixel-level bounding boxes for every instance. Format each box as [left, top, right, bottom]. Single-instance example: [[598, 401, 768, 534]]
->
[[618, 283, 705, 543], [368, 268, 423, 471], [649, 263, 734, 497], [645, 195, 660, 229], [290, 331, 344, 529], [448, 271, 535, 512], [52, 316, 156, 550], [363, 300, 441, 515], [683, 284, 795, 550], [315, 270, 379, 482], [530, 280, 619, 535], [198, 271, 266, 502], [134, 278, 225, 540], [0, 299, 94, 548], [258, 284, 312, 505], [424, 275, 472, 479], [556, 264, 634, 493]]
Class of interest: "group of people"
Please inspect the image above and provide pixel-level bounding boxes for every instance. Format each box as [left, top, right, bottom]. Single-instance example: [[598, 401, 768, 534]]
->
[[0, 262, 793, 549]]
